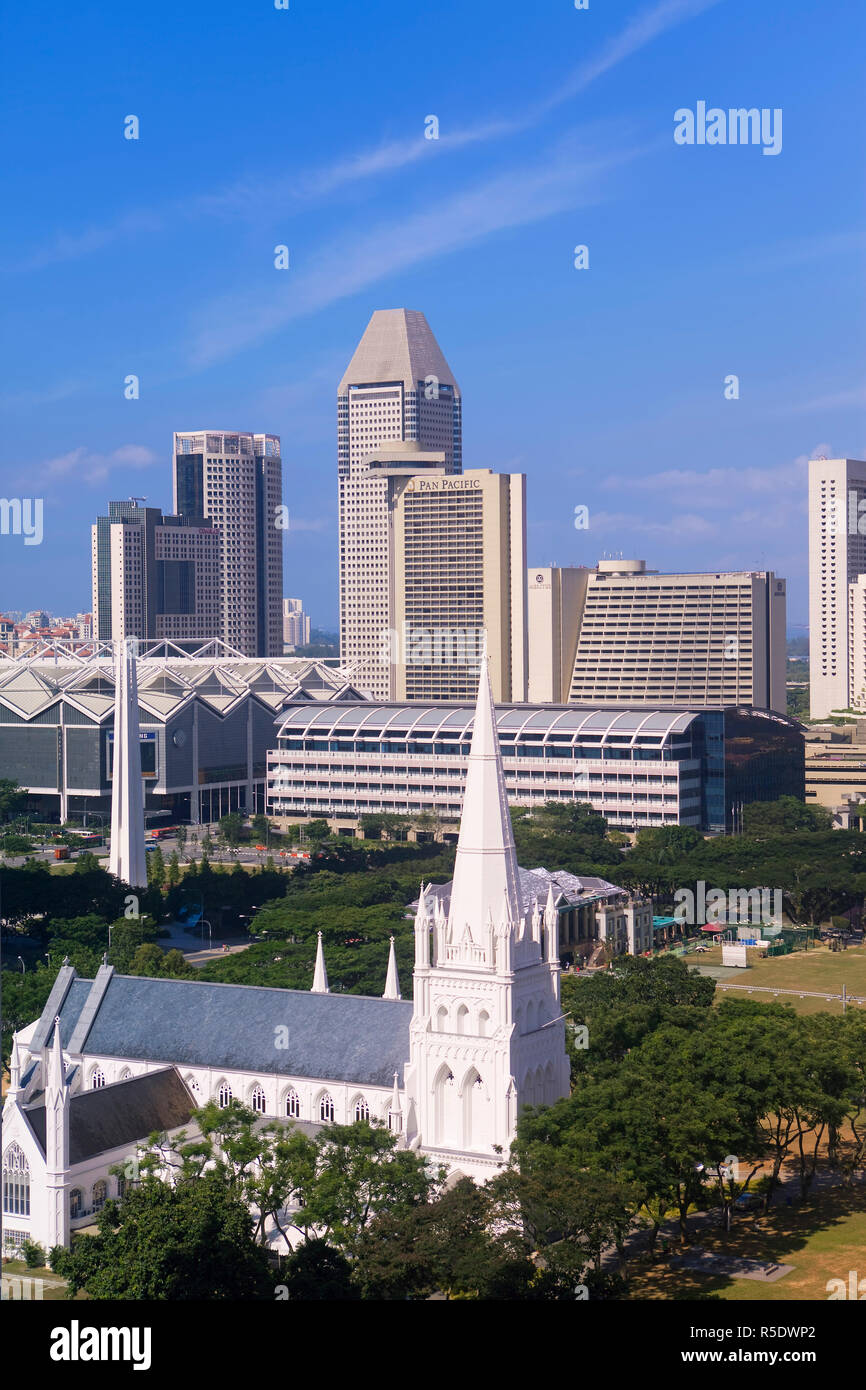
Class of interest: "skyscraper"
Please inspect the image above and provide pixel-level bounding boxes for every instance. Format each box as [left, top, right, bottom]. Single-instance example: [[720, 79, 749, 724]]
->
[[808, 458, 866, 718], [338, 310, 461, 697], [391, 465, 527, 701], [91, 500, 222, 644], [173, 431, 284, 657]]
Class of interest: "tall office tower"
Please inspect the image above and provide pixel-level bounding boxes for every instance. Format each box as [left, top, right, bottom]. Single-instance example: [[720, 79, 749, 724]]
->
[[173, 431, 283, 657], [338, 309, 462, 697], [565, 560, 786, 711], [527, 567, 591, 702], [91, 500, 222, 643], [392, 467, 527, 702], [282, 598, 311, 651], [808, 458, 866, 719]]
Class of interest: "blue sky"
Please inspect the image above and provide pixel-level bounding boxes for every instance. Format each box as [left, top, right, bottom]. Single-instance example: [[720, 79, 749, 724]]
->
[[2, 0, 864, 631]]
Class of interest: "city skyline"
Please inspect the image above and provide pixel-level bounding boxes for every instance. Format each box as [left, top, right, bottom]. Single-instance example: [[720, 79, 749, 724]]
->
[[2, 0, 864, 629]]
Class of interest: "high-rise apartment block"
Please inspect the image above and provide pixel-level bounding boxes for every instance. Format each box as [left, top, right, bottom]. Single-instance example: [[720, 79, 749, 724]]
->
[[808, 458, 866, 719], [173, 431, 283, 657], [91, 500, 222, 644], [282, 598, 311, 651], [338, 310, 462, 697], [526, 560, 786, 712]]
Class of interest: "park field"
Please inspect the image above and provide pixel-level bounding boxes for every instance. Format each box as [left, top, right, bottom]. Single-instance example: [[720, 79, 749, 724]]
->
[[624, 1186, 866, 1301], [694, 942, 866, 1016]]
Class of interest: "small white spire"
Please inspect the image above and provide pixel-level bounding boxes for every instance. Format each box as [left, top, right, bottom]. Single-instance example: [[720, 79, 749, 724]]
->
[[311, 932, 329, 994], [390, 1070, 402, 1133], [413, 882, 429, 930], [9, 1032, 22, 1092], [384, 936, 401, 999], [47, 1016, 65, 1096], [544, 880, 557, 926]]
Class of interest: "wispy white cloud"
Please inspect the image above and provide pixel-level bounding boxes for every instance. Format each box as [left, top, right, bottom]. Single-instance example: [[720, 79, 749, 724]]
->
[[188, 135, 645, 366], [8, 0, 723, 274], [614, 458, 809, 501], [32, 444, 157, 488]]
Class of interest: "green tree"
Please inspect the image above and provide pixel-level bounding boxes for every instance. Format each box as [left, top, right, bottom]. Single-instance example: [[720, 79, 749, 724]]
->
[[276, 1239, 358, 1300], [0, 778, 27, 822], [743, 797, 832, 837], [51, 1175, 274, 1300], [304, 819, 332, 845], [218, 812, 244, 848], [167, 850, 180, 886], [146, 845, 166, 889]]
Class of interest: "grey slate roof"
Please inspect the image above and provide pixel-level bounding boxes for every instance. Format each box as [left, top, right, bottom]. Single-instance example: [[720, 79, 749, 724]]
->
[[29, 967, 90, 1052], [43, 972, 413, 1088], [25, 1068, 196, 1165]]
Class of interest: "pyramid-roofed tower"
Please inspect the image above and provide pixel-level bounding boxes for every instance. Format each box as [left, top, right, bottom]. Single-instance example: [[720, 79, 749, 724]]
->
[[446, 646, 522, 938], [338, 309, 459, 394]]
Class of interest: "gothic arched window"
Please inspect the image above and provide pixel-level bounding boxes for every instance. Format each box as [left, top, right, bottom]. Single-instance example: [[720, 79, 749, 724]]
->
[[91, 1067, 106, 1089], [217, 1082, 232, 1109], [118, 1068, 133, 1082], [285, 1089, 301, 1119], [353, 1097, 369, 1123], [2, 1144, 30, 1217], [455, 1004, 469, 1036], [478, 1009, 490, 1038], [436, 1005, 448, 1032], [319, 1093, 334, 1123], [250, 1085, 266, 1114], [92, 1180, 107, 1211], [69, 1188, 82, 1218]]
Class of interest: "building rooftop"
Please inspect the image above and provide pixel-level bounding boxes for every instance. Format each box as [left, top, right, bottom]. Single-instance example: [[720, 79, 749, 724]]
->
[[34, 966, 413, 1088]]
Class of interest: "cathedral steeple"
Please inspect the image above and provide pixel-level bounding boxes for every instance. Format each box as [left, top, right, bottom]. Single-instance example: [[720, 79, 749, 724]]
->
[[383, 936, 401, 999], [446, 645, 521, 947], [311, 932, 329, 994]]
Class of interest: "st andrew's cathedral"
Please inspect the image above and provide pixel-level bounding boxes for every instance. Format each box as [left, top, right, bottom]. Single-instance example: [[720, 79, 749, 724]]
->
[[2, 654, 569, 1254]]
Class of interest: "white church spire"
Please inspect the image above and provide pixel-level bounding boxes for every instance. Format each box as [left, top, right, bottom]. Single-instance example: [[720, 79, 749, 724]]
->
[[45, 1017, 70, 1249], [8, 1033, 23, 1095], [312, 931, 329, 993], [446, 645, 521, 940], [108, 637, 147, 888], [384, 936, 401, 999]]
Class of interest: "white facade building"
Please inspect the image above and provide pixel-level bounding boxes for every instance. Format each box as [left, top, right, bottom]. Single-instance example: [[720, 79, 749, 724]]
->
[[2, 656, 569, 1253], [282, 598, 311, 651], [565, 560, 786, 712], [808, 457, 866, 718]]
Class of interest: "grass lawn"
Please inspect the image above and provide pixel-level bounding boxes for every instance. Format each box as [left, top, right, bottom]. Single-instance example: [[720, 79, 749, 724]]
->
[[1, 1258, 87, 1301], [625, 1185, 866, 1301], [693, 943, 866, 1016]]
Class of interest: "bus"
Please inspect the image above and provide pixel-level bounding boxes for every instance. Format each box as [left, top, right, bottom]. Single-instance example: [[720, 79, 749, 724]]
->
[[145, 826, 177, 841]]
